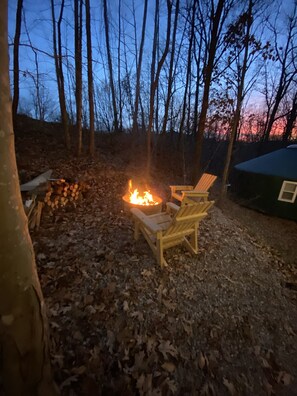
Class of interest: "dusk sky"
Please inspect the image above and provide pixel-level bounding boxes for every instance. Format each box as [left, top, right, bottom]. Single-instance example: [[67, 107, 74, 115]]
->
[[7, 0, 297, 138], [7, 0, 159, 116]]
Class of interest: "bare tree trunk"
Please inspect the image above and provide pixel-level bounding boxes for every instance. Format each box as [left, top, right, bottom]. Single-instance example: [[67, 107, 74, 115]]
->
[[147, 0, 172, 177], [12, 0, 23, 126], [193, 0, 225, 183], [161, 0, 179, 135], [186, 62, 192, 132], [179, 0, 196, 139], [283, 92, 297, 141], [220, 0, 253, 200], [51, 0, 70, 150], [75, 0, 83, 155], [0, 3, 58, 395], [132, 0, 148, 135], [262, 3, 297, 142], [193, 32, 203, 136], [23, 13, 44, 120], [103, 0, 119, 132], [118, 0, 123, 132], [85, 0, 95, 156]]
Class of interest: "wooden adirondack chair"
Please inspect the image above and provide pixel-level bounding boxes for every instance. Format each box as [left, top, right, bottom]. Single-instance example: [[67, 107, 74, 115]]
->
[[130, 200, 214, 268], [169, 173, 217, 203]]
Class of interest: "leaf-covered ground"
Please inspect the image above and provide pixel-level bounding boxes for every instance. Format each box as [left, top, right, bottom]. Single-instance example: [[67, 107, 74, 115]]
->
[[15, 120, 297, 395]]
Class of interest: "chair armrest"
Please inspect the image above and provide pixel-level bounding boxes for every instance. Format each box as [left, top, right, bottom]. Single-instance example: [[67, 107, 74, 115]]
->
[[182, 191, 209, 197], [130, 208, 163, 233], [166, 201, 180, 215], [169, 185, 194, 194]]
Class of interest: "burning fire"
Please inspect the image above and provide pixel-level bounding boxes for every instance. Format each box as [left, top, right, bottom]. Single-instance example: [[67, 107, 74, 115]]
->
[[128, 179, 159, 206]]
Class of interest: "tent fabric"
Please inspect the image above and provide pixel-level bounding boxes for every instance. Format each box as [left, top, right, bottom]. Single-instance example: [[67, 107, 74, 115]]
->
[[235, 147, 297, 180]]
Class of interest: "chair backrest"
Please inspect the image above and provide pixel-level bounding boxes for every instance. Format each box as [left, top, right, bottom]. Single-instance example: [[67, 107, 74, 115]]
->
[[164, 200, 214, 237], [194, 173, 217, 192]]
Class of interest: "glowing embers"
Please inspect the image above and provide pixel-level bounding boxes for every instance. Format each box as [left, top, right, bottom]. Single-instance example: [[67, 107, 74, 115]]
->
[[127, 179, 159, 206], [122, 179, 162, 214]]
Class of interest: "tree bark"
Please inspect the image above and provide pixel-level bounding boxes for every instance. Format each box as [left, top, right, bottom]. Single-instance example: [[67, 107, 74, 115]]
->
[[0, 3, 58, 395], [51, 0, 70, 150], [103, 0, 119, 132], [74, 0, 83, 155], [261, 3, 297, 142], [117, 0, 123, 132], [193, 0, 225, 183], [85, 0, 95, 156], [193, 32, 203, 137], [12, 0, 23, 126], [283, 92, 297, 141], [132, 0, 148, 135], [147, 0, 172, 177], [178, 0, 196, 139], [161, 0, 179, 135], [220, 0, 252, 200]]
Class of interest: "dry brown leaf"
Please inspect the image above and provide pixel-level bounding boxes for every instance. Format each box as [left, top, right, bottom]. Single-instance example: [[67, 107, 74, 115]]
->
[[136, 373, 145, 393], [71, 365, 87, 375], [84, 294, 94, 305], [162, 362, 176, 373], [284, 322, 296, 336], [158, 340, 178, 360], [200, 381, 217, 396], [146, 336, 157, 354], [164, 378, 177, 394], [106, 330, 115, 353], [60, 375, 79, 389], [162, 299, 176, 311], [254, 345, 261, 356], [131, 311, 144, 321], [95, 303, 106, 312], [141, 269, 153, 277], [277, 371, 293, 385], [123, 300, 129, 311], [198, 351, 207, 370], [263, 378, 273, 396], [136, 372, 153, 395], [133, 350, 146, 372], [223, 377, 237, 395], [182, 321, 193, 336], [260, 357, 271, 369]]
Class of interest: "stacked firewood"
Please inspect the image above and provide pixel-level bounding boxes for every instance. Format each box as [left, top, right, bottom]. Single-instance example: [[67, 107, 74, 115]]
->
[[44, 178, 82, 209]]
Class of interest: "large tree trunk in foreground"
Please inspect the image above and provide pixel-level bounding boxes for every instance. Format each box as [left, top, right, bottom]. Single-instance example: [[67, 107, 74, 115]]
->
[[0, 3, 58, 395]]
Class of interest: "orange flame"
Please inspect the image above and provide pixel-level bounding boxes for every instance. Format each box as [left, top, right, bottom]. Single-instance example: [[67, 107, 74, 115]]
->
[[128, 179, 159, 206]]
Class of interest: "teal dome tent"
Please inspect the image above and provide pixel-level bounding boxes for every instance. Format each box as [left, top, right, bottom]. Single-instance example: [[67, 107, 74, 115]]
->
[[232, 145, 297, 220]]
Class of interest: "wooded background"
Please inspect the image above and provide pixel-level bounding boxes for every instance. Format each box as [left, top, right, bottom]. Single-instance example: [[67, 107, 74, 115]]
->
[[9, 0, 297, 184]]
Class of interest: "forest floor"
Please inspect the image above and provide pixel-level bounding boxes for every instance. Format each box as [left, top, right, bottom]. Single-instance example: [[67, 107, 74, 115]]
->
[[15, 118, 297, 396]]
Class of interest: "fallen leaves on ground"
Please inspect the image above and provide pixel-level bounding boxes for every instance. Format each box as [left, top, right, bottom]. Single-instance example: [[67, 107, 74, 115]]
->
[[15, 124, 297, 395]]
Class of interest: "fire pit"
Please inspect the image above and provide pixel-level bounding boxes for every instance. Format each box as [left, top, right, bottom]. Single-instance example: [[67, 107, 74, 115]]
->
[[122, 180, 162, 215]]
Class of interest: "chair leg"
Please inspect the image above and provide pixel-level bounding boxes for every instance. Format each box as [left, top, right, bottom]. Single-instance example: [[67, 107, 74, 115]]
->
[[156, 239, 166, 268], [190, 224, 198, 253], [183, 225, 199, 255]]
